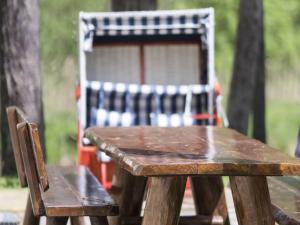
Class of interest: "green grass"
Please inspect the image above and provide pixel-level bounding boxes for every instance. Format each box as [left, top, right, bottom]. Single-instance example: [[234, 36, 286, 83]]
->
[[45, 111, 77, 164], [0, 177, 20, 189], [266, 101, 300, 156]]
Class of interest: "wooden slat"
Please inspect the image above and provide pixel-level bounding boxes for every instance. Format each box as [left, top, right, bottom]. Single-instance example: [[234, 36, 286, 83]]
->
[[23, 193, 40, 225], [17, 122, 44, 216], [43, 165, 118, 217], [62, 166, 119, 216], [6, 106, 27, 187], [85, 126, 300, 176], [268, 177, 300, 225], [29, 123, 49, 191], [42, 165, 85, 217]]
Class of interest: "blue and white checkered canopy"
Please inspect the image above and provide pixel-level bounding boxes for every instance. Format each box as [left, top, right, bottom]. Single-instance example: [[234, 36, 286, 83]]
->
[[80, 8, 214, 51]]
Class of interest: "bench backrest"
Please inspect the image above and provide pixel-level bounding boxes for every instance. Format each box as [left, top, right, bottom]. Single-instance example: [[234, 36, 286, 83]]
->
[[6, 106, 28, 187], [7, 106, 49, 215], [17, 121, 49, 216]]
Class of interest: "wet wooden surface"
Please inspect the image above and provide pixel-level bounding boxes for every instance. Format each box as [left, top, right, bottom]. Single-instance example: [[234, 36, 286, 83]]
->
[[43, 165, 118, 217], [269, 177, 300, 224], [85, 126, 300, 176]]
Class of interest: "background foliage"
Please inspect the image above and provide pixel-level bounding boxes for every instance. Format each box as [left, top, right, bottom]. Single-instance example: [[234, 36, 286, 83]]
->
[[40, 0, 300, 164]]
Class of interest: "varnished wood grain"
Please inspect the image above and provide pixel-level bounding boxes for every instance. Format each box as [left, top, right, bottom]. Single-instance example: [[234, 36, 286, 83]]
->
[[43, 165, 118, 217], [109, 166, 147, 225], [23, 193, 40, 225], [191, 176, 229, 225], [142, 176, 187, 225], [6, 106, 27, 187], [17, 121, 118, 218], [268, 177, 300, 225], [29, 123, 49, 191], [17, 122, 44, 216], [230, 176, 274, 225], [123, 215, 223, 225], [11, 109, 117, 223], [85, 126, 300, 176]]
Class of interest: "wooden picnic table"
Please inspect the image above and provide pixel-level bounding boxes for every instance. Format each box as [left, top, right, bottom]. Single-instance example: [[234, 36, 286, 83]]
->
[[85, 126, 300, 225]]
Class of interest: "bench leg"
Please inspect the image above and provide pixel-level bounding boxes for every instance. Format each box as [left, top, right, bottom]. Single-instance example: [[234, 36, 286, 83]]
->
[[142, 176, 187, 225], [191, 176, 229, 225], [23, 193, 40, 225], [70, 217, 85, 225], [46, 217, 68, 225], [230, 176, 274, 225], [109, 165, 147, 225], [90, 216, 109, 225]]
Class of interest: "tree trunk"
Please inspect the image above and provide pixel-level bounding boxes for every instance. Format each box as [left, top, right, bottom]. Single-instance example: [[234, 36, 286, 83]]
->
[[227, 0, 265, 139], [0, 0, 45, 175], [252, 13, 266, 143], [111, 0, 157, 11]]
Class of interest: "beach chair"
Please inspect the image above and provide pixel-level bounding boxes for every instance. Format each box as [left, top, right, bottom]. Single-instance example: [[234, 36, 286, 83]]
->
[[77, 8, 227, 187]]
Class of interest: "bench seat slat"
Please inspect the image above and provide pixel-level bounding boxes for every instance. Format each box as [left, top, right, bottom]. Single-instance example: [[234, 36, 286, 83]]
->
[[268, 177, 300, 225], [42, 165, 118, 217]]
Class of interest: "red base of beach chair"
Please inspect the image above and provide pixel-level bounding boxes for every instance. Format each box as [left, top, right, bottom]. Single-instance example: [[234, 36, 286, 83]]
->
[[78, 146, 114, 189]]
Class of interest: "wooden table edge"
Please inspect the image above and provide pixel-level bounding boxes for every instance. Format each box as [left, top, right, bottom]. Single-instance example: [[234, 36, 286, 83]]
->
[[84, 130, 300, 177]]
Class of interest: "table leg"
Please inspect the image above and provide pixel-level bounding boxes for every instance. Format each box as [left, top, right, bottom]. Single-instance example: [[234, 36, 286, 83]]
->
[[190, 176, 229, 225], [108, 165, 147, 225], [230, 176, 275, 225], [142, 176, 187, 225]]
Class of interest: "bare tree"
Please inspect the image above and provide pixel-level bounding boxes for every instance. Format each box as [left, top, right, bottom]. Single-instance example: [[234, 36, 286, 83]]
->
[[0, 0, 45, 175], [228, 0, 266, 142], [111, 0, 157, 11]]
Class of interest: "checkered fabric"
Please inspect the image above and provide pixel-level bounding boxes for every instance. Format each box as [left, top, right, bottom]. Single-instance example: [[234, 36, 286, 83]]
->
[[85, 81, 213, 128], [80, 9, 213, 52]]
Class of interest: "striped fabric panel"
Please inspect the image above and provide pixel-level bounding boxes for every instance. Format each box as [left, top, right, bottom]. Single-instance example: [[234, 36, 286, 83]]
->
[[81, 9, 213, 52], [83, 10, 211, 37], [85, 81, 213, 128], [127, 84, 156, 125]]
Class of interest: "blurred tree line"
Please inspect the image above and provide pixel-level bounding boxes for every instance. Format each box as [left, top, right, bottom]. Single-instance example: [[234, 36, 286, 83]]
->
[[41, 0, 300, 84]]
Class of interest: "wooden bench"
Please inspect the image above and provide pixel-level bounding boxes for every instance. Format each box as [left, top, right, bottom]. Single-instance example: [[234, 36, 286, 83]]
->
[[269, 128, 300, 225], [6, 106, 118, 225]]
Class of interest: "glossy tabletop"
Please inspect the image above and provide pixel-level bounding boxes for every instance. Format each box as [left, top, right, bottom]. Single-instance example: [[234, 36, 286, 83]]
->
[[85, 126, 300, 176]]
